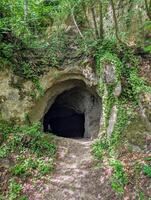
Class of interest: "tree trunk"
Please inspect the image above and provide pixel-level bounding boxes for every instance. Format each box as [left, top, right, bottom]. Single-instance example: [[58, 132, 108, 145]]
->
[[110, 0, 123, 44], [24, 0, 28, 21], [144, 0, 151, 20], [82, 2, 91, 28], [90, 3, 99, 39], [99, 0, 104, 40], [71, 10, 84, 39]]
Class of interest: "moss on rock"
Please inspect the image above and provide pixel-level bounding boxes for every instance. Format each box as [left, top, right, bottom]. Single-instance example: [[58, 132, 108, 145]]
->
[[124, 116, 148, 148]]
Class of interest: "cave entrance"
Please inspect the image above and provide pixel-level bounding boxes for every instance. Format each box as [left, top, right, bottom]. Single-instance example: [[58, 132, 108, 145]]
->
[[43, 104, 85, 138], [43, 86, 101, 139]]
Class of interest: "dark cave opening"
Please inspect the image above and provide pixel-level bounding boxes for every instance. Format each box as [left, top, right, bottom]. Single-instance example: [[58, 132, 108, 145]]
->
[[43, 104, 85, 138], [43, 86, 101, 139]]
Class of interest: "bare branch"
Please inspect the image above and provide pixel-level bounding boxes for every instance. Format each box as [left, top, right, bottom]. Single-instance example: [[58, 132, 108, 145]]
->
[[99, 0, 104, 40], [144, 0, 151, 20], [24, 0, 28, 21], [82, 2, 91, 28], [71, 9, 84, 39], [90, 3, 99, 39], [110, 0, 125, 44]]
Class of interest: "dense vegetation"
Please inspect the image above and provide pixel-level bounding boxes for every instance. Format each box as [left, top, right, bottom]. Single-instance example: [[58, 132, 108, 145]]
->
[[0, 0, 150, 80], [0, 122, 56, 199]]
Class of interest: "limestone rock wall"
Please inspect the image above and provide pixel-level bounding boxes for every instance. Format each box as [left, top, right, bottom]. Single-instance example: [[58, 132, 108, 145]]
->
[[0, 65, 100, 135], [0, 71, 34, 123]]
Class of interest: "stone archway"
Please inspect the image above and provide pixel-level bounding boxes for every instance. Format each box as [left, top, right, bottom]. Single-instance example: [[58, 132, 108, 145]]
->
[[43, 86, 101, 138], [29, 74, 102, 139]]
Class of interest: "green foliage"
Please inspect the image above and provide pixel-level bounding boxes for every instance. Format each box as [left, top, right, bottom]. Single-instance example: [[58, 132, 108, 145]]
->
[[0, 0, 149, 198], [20, 62, 35, 80], [11, 61, 44, 82], [0, 42, 14, 58], [139, 191, 145, 200], [10, 157, 53, 177], [0, 0, 72, 79], [122, 66, 151, 104], [37, 159, 53, 175], [19, 123, 56, 156], [144, 45, 151, 53], [0, 145, 9, 158], [93, 41, 150, 149], [92, 44, 150, 195], [110, 159, 128, 194], [129, 68, 151, 101], [143, 165, 151, 178], [0, 0, 53, 39], [110, 104, 131, 147], [18, 196, 28, 200], [0, 0, 148, 77], [0, 121, 56, 170], [96, 38, 118, 74], [0, 121, 56, 199], [144, 157, 151, 161], [143, 20, 151, 53], [100, 52, 122, 80], [96, 49, 123, 137], [92, 139, 109, 160], [10, 163, 28, 176], [0, 194, 5, 200], [33, 79, 44, 97], [0, 120, 16, 136], [45, 31, 69, 66], [118, 47, 151, 104], [8, 179, 22, 200], [96, 44, 151, 150]]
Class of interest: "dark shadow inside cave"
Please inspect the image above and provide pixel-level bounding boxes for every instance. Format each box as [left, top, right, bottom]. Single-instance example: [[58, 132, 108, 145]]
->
[[43, 103, 85, 138], [43, 86, 101, 139]]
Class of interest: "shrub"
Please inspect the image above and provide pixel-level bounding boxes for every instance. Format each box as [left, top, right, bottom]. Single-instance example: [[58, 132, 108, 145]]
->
[[8, 179, 22, 200], [143, 165, 151, 178], [92, 139, 109, 160], [110, 159, 128, 194]]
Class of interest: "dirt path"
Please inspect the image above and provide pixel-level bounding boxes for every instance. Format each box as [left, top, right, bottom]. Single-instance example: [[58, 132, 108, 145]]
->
[[42, 137, 120, 200]]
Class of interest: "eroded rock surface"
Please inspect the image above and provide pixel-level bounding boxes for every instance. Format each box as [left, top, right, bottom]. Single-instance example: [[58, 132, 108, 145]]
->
[[0, 65, 99, 124]]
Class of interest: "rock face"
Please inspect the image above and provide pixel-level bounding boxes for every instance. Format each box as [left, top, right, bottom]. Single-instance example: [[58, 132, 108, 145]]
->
[[113, 83, 122, 97], [124, 116, 150, 151], [0, 65, 102, 138], [1, 60, 150, 140], [123, 93, 151, 151], [103, 63, 115, 85], [107, 105, 118, 137], [43, 87, 101, 138], [0, 71, 34, 123]]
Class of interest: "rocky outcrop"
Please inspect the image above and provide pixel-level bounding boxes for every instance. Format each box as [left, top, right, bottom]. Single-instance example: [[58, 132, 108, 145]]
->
[[0, 58, 150, 141], [123, 93, 151, 151], [0, 64, 102, 138], [0, 71, 34, 123]]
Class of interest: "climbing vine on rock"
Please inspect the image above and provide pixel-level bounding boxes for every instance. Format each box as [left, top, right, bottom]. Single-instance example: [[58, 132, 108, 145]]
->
[[92, 44, 151, 196], [96, 44, 151, 142]]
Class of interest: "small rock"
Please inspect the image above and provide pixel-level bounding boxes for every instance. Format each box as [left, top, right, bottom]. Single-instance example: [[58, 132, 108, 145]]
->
[[104, 63, 115, 84], [0, 158, 11, 168], [107, 105, 118, 137], [114, 83, 122, 97], [146, 134, 151, 151]]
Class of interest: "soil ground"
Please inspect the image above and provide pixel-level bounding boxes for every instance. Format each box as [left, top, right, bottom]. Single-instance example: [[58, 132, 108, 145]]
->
[[41, 137, 119, 200]]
